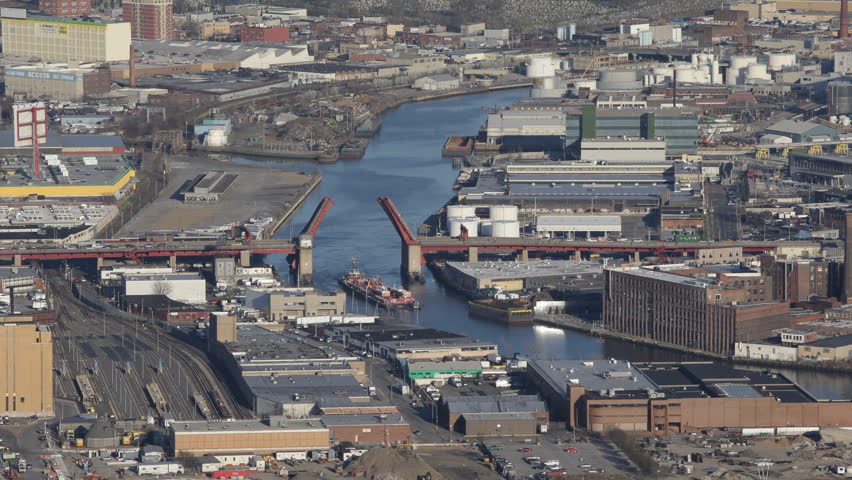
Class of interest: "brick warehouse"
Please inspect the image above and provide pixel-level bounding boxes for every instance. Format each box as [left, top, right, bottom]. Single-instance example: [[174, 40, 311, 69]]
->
[[320, 415, 410, 444], [526, 359, 852, 435], [602, 266, 812, 355]]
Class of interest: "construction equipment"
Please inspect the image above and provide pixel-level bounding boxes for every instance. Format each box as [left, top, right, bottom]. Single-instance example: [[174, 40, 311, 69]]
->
[[837, 143, 849, 154], [755, 148, 770, 160], [808, 144, 823, 155]]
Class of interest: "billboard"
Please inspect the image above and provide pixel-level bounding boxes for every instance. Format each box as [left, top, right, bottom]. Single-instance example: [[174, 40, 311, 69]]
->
[[13, 103, 48, 147]]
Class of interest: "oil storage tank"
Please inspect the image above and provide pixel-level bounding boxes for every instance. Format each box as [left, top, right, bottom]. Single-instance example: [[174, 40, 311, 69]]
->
[[491, 220, 520, 238]]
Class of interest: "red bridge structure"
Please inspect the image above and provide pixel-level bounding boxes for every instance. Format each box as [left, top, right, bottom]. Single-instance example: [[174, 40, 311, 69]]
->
[[3, 197, 335, 285], [376, 196, 822, 281]]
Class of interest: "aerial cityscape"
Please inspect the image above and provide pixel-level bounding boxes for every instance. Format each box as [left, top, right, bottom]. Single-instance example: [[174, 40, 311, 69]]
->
[[5, 1, 852, 479]]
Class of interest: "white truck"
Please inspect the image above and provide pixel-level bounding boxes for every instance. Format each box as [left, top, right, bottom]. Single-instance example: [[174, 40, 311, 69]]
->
[[394, 382, 410, 395], [136, 463, 185, 475], [495, 378, 511, 388]]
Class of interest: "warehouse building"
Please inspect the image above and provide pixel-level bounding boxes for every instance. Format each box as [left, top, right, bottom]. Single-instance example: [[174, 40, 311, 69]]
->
[[0, 315, 53, 417], [244, 287, 346, 322], [459, 412, 539, 437], [209, 324, 365, 417], [484, 100, 699, 154], [603, 266, 801, 355], [123, 295, 208, 323], [790, 152, 852, 187], [5, 64, 111, 101], [444, 260, 603, 291], [534, 216, 622, 238], [180, 171, 238, 203], [123, 273, 206, 305], [406, 360, 483, 384], [134, 39, 313, 69], [325, 325, 498, 361], [526, 359, 852, 434], [0, 267, 44, 293], [764, 119, 839, 143], [321, 415, 410, 444], [441, 395, 548, 434], [797, 334, 852, 362], [170, 419, 329, 456], [0, 154, 134, 198], [1, 16, 131, 62], [413, 74, 460, 91]]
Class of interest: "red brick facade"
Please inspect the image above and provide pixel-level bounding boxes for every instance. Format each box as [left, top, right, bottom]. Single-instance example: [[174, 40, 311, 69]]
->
[[123, 0, 174, 40], [39, 0, 91, 18], [239, 26, 290, 43]]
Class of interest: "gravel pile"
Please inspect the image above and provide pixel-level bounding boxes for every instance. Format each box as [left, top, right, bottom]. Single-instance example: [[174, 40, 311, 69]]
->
[[345, 447, 445, 480]]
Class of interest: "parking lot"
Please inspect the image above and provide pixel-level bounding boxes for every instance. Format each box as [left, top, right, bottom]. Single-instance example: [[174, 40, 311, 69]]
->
[[483, 433, 637, 478]]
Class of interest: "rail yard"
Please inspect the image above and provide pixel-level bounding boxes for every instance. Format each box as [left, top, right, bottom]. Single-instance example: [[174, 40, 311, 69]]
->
[[48, 269, 247, 422]]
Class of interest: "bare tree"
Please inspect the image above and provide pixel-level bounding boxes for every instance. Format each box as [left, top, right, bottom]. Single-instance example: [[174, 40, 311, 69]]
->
[[152, 281, 174, 298]]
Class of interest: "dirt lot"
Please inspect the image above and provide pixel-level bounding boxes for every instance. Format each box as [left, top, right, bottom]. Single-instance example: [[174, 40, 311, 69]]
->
[[650, 428, 852, 479], [119, 153, 318, 235]]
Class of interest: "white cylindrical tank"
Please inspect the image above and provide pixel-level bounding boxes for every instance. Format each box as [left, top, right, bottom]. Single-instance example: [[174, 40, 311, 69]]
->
[[746, 63, 768, 80], [460, 218, 479, 237], [527, 56, 557, 78], [479, 221, 492, 237], [768, 52, 796, 71], [541, 77, 558, 89], [491, 220, 520, 238], [844, 118, 852, 127], [446, 205, 466, 220], [459, 205, 476, 218], [449, 218, 463, 237], [711, 60, 720, 84], [831, 115, 839, 124], [730, 55, 757, 71], [691, 53, 699, 67], [489, 205, 519, 221], [653, 66, 673, 77]]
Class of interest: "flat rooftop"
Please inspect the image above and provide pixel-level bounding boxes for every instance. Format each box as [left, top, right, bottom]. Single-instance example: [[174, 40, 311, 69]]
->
[[320, 414, 408, 426], [245, 373, 364, 404], [444, 395, 546, 414], [611, 266, 714, 288], [446, 260, 602, 281], [528, 358, 658, 397], [0, 154, 131, 190], [229, 324, 355, 363], [171, 419, 326, 433]]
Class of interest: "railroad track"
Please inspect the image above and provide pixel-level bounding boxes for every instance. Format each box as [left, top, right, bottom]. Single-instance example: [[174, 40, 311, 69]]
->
[[47, 270, 250, 421]]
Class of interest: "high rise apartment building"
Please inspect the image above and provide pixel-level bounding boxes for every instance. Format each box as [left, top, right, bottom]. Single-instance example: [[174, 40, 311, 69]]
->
[[0, 317, 53, 417], [123, 0, 174, 39]]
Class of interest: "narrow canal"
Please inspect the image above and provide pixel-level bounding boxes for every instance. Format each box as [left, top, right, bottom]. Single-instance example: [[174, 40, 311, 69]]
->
[[234, 88, 852, 399]]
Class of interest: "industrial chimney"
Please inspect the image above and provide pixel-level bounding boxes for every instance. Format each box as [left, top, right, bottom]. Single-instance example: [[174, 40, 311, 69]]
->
[[129, 45, 137, 88], [842, 0, 849, 39], [845, 213, 852, 303]]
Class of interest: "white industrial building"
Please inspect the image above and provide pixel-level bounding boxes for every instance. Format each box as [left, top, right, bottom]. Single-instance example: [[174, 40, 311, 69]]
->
[[413, 74, 460, 91], [123, 273, 206, 305], [133, 39, 313, 69], [1, 16, 131, 62], [734, 341, 797, 362], [535, 216, 622, 237]]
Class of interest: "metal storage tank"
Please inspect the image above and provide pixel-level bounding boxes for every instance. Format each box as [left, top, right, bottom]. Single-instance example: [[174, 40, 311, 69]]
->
[[746, 63, 768, 81], [460, 218, 479, 237], [730, 56, 757, 71], [768, 52, 796, 71], [489, 205, 518, 221], [449, 218, 464, 237], [479, 220, 492, 236], [446, 205, 466, 220], [527, 56, 557, 78], [598, 69, 643, 90], [491, 220, 520, 238]]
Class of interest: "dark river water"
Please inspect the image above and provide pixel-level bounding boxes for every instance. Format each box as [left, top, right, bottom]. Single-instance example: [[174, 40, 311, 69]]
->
[[234, 88, 851, 399]]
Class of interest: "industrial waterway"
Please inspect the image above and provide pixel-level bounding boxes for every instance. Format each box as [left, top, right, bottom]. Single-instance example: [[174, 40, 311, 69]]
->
[[234, 88, 852, 400]]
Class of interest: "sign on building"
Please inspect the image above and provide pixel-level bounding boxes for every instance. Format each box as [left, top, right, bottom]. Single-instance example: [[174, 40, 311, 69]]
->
[[13, 103, 48, 147]]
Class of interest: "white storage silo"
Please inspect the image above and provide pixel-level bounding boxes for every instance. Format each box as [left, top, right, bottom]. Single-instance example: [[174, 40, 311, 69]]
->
[[479, 220, 492, 236], [491, 220, 520, 238], [446, 205, 466, 220], [746, 63, 769, 81], [527, 56, 557, 78], [489, 205, 519, 221], [449, 218, 464, 237], [460, 218, 479, 237], [711, 60, 720, 84], [730, 55, 757, 71], [768, 52, 796, 71]]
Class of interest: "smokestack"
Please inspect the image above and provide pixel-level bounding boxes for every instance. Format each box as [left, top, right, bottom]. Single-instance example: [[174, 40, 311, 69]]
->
[[129, 45, 137, 88], [845, 213, 852, 303], [672, 69, 677, 107], [842, 0, 849, 39]]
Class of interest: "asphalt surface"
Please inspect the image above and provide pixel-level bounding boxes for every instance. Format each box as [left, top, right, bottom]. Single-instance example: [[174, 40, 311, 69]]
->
[[705, 182, 739, 241]]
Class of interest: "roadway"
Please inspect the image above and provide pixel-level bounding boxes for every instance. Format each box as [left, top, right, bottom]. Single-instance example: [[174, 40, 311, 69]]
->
[[416, 236, 821, 253], [47, 270, 250, 422], [0, 239, 296, 262]]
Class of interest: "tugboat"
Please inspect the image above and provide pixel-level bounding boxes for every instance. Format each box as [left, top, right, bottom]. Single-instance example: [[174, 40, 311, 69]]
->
[[339, 259, 421, 310]]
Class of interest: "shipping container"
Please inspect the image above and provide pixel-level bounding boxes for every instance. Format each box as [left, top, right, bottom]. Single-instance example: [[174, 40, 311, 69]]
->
[[136, 463, 184, 475], [211, 469, 252, 479]]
